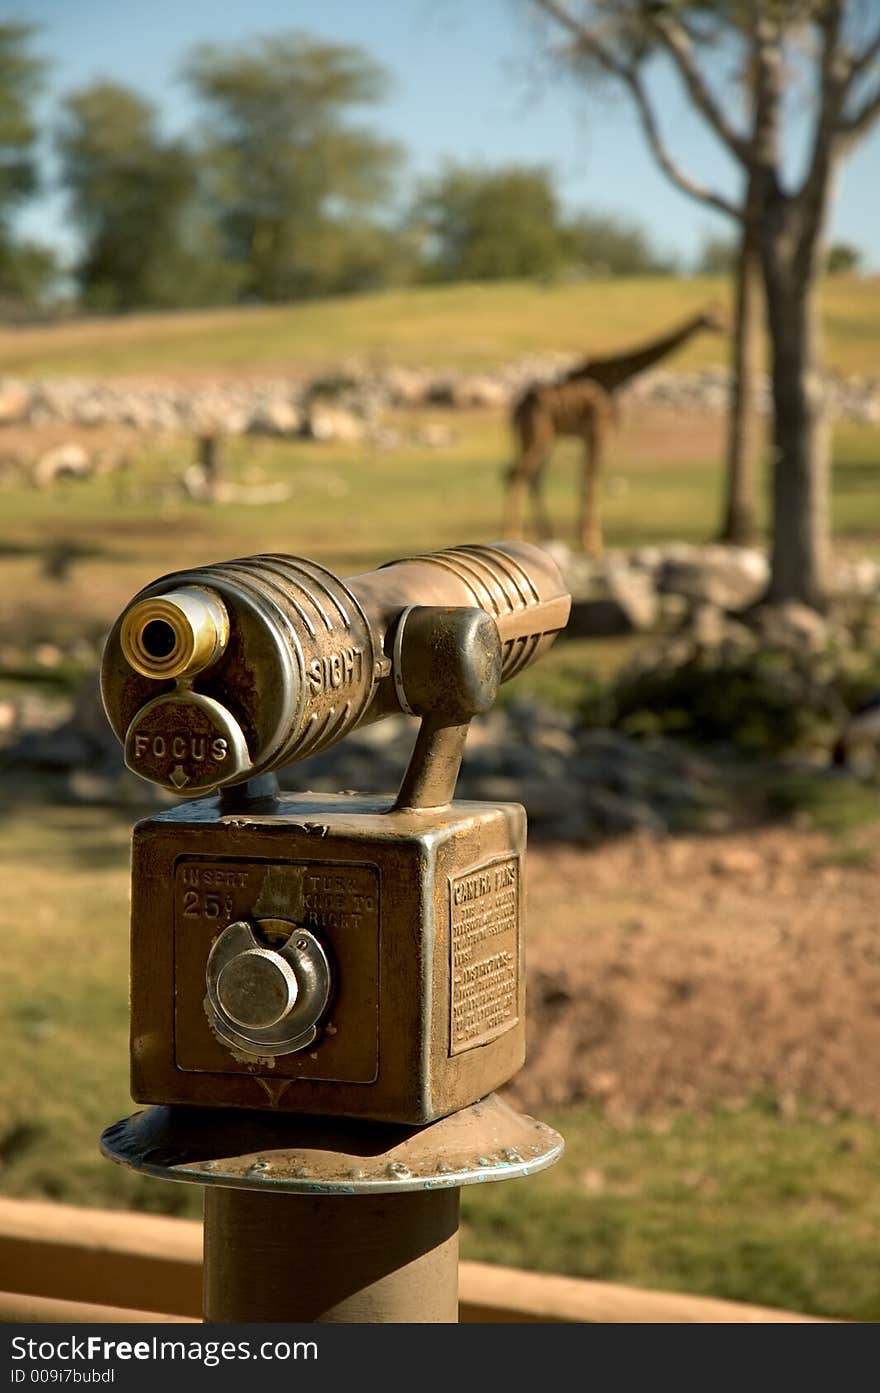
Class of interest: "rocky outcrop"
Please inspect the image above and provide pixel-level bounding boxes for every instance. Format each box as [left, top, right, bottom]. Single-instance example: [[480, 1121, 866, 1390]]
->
[[1, 681, 726, 841], [548, 542, 880, 639], [0, 360, 877, 439]]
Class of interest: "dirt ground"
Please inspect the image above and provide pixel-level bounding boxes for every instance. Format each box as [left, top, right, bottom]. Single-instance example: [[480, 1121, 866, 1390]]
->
[[511, 826, 880, 1120]]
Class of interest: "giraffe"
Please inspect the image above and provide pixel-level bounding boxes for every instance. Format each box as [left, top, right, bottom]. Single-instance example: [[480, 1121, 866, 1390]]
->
[[503, 306, 728, 555]]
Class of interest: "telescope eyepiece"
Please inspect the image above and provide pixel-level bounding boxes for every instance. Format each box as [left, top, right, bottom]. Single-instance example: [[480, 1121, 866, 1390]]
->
[[120, 585, 229, 680]]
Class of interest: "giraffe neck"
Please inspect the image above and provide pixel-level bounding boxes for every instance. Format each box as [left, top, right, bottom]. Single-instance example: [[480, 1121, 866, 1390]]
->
[[568, 314, 709, 392]]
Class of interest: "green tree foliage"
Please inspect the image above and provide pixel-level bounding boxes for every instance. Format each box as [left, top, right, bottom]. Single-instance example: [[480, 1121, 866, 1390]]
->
[[563, 211, 677, 275], [0, 22, 59, 313], [0, 22, 44, 220], [826, 242, 862, 274], [183, 32, 403, 301], [0, 239, 57, 316], [57, 82, 238, 312], [413, 163, 670, 281], [697, 233, 737, 275], [414, 163, 567, 281]]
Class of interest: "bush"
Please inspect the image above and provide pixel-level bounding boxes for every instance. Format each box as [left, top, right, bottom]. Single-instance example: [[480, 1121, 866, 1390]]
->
[[581, 635, 880, 760]]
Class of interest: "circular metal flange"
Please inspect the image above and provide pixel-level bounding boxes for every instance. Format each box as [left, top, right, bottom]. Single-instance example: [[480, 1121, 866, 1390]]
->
[[206, 919, 331, 1058], [100, 1093, 564, 1196]]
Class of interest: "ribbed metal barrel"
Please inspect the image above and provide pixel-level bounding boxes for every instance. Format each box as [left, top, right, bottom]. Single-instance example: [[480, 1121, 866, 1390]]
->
[[201, 553, 380, 766], [350, 542, 570, 690]]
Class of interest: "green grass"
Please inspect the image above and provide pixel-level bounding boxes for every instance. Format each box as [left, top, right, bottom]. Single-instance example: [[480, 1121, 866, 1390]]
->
[[1, 806, 880, 1317], [1, 275, 877, 377], [1, 414, 878, 666], [765, 768, 880, 833], [462, 1100, 880, 1321]]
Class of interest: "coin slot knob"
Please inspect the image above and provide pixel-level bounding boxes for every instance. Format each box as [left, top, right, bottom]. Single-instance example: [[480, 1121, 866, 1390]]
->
[[215, 948, 299, 1030]]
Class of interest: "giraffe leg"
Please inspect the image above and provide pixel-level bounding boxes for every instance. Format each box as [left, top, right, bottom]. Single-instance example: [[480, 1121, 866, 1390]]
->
[[529, 464, 554, 540], [579, 415, 604, 557], [503, 466, 530, 539]]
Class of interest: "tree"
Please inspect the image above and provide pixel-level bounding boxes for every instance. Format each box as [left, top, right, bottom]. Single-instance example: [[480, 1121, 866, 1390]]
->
[[414, 163, 567, 281], [183, 32, 403, 301], [826, 241, 862, 273], [563, 209, 677, 274], [0, 238, 58, 315], [696, 214, 761, 548], [721, 195, 762, 547], [531, 1, 880, 607], [57, 82, 237, 311], [697, 233, 737, 275], [0, 22, 44, 222], [0, 23, 59, 314], [412, 162, 670, 280]]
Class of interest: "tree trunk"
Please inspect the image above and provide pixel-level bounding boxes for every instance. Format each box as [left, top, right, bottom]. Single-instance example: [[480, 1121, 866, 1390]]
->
[[718, 220, 762, 546], [762, 255, 830, 608]]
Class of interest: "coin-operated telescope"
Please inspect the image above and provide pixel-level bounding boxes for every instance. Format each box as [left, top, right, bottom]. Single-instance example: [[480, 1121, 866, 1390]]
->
[[100, 542, 570, 1323]]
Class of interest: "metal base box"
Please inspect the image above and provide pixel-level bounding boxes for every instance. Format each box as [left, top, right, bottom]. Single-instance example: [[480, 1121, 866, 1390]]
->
[[130, 792, 526, 1123]]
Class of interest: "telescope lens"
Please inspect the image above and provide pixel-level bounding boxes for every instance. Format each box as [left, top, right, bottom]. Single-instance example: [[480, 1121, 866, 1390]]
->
[[119, 586, 229, 680], [141, 619, 178, 661]]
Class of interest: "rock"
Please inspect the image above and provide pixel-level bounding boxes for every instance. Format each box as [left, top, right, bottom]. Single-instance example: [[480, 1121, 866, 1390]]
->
[[386, 367, 432, 406], [585, 787, 667, 836], [304, 405, 365, 443], [32, 443, 93, 488], [567, 568, 658, 636], [657, 545, 768, 611], [689, 603, 728, 648], [0, 379, 30, 424], [245, 400, 302, 438], [751, 602, 829, 653], [449, 375, 510, 409], [657, 593, 690, 628]]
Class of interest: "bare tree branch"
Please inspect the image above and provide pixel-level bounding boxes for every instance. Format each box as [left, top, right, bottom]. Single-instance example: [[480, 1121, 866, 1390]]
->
[[844, 21, 880, 86], [749, 7, 783, 180], [841, 80, 880, 138], [648, 12, 752, 166], [796, 0, 847, 272], [531, 0, 741, 219], [621, 63, 741, 219]]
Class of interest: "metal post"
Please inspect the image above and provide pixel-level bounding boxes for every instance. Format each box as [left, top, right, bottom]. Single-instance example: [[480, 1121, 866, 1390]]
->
[[101, 1094, 563, 1325], [204, 1188, 460, 1323]]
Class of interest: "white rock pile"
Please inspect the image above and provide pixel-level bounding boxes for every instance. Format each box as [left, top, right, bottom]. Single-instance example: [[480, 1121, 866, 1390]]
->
[[0, 360, 877, 439]]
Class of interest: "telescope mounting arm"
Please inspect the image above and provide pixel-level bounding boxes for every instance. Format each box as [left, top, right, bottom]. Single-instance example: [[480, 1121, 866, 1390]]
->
[[391, 605, 502, 812]]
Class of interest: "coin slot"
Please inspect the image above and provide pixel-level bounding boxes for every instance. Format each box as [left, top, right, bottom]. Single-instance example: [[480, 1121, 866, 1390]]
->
[[250, 919, 294, 949]]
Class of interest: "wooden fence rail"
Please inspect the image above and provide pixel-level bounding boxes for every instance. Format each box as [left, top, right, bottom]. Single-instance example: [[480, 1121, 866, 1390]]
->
[[0, 1198, 829, 1324]]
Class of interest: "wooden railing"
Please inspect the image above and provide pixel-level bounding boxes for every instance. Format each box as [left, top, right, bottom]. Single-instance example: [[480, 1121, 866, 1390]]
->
[[0, 1198, 830, 1324]]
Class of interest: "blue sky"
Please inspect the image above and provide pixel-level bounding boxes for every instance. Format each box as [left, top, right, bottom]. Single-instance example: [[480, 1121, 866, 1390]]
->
[[13, 0, 880, 271]]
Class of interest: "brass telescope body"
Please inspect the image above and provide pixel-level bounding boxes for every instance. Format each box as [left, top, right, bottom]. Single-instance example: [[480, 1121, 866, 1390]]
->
[[102, 543, 570, 802], [100, 542, 570, 1124], [100, 540, 569, 1321]]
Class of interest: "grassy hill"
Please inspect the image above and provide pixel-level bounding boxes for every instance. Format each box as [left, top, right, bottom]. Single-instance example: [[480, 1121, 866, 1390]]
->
[[1, 274, 877, 378]]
